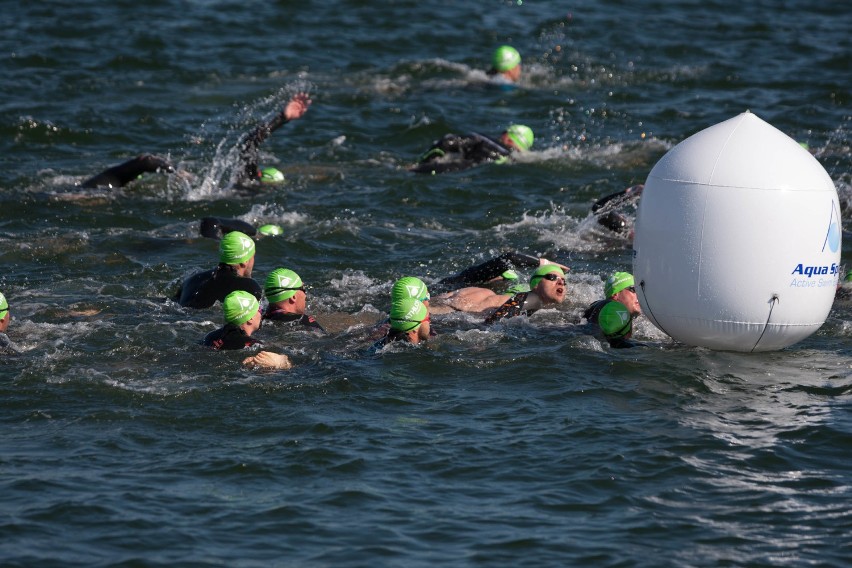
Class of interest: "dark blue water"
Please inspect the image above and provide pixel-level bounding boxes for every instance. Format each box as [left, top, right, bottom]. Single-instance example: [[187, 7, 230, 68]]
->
[[1, 1, 850, 566]]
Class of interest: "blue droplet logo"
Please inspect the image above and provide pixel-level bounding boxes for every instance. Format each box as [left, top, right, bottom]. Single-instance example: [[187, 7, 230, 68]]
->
[[827, 221, 840, 253]]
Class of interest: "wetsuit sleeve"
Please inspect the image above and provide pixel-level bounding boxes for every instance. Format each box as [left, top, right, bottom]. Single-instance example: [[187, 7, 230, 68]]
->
[[445, 252, 540, 287], [199, 217, 258, 239], [484, 292, 529, 325], [591, 185, 644, 213], [82, 154, 174, 188], [300, 315, 326, 333], [583, 299, 610, 324], [237, 110, 291, 183]]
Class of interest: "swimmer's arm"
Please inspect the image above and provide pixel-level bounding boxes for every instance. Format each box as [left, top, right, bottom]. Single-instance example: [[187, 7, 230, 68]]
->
[[81, 154, 174, 188]]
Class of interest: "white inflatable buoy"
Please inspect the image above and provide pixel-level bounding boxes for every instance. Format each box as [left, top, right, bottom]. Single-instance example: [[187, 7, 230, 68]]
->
[[633, 112, 841, 352]]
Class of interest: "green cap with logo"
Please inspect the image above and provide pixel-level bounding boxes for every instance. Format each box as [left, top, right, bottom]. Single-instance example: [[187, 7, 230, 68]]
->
[[529, 264, 564, 288], [223, 290, 260, 326], [0, 292, 7, 313], [265, 268, 303, 303], [219, 231, 256, 265], [492, 45, 521, 72], [506, 124, 534, 152], [599, 301, 632, 339], [391, 277, 430, 304], [390, 298, 428, 332], [605, 271, 634, 298]]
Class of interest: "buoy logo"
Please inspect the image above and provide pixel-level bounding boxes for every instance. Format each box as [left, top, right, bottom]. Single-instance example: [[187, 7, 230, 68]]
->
[[823, 201, 841, 253]]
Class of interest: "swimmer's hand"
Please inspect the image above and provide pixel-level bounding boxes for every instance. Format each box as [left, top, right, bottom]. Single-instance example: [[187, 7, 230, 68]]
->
[[242, 351, 293, 370], [284, 92, 312, 121]]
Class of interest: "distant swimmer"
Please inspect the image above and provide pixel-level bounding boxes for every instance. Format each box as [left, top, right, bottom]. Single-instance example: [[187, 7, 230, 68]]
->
[[173, 231, 262, 309], [410, 124, 534, 174], [487, 45, 522, 84], [373, 298, 431, 349], [263, 268, 325, 332], [203, 290, 293, 369], [598, 300, 643, 348], [236, 92, 312, 186], [81, 154, 175, 189], [0, 291, 10, 333], [584, 271, 641, 326]]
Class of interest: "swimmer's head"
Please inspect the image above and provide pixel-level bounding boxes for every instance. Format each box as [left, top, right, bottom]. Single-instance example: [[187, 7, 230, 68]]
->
[[529, 264, 564, 288], [265, 268, 303, 303], [0, 292, 7, 333], [492, 45, 521, 72], [391, 277, 430, 304], [259, 167, 284, 183], [389, 298, 429, 332], [605, 271, 634, 298], [845, 269, 852, 283], [505, 124, 534, 152], [219, 231, 256, 265], [599, 301, 632, 339], [223, 290, 260, 326], [0, 292, 7, 313]]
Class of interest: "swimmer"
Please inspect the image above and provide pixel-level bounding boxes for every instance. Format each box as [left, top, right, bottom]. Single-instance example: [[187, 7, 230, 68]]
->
[[374, 298, 431, 348], [598, 301, 642, 348], [590, 185, 644, 235], [236, 92, 312, 185], [173, 231, 262, 309], [81, 154, 175, 189], [410, 124, 534, 174], [433, 252, 566, 294], [203, 290, 292, 369], [0, 291, 10, 333], [199, 217, 259, 239], [480, 264, 567, 324], [584, 271, 641, 325], [487, 45, 522, 83], [263, 268, 325, 332]]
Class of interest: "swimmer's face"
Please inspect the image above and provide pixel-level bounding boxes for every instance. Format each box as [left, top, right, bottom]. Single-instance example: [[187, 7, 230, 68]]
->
[[0, 310, 9, 333], [502, 64, 521, 82], [243, 308, 263, 335], [500, 132, 519, 151], [417, 313, 431, 341], [293, 288, 307, 314], [612, 286, 641, 317], [535, 272, 566, 304]]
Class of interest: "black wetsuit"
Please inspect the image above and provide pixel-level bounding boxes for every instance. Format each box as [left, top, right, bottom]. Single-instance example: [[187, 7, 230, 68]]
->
[[173, 265, 262, 309], [371, 329, 415, 351], [203, 324, 262, 351], [237, 109, 294, 184], [484, 292, 534, 324], [591, 185, 643, 233], [82, 154, 174, 189], [583, 299, 610, 325], [199, 217, 258, 240], [411, 132, 512, 174], [263, 307, 326, 332], [435, 252, 540, 294], [583, 299, 643, 348]]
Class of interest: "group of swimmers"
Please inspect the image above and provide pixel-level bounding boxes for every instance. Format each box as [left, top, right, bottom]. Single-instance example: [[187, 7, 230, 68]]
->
[[0, 46, 665, 362]]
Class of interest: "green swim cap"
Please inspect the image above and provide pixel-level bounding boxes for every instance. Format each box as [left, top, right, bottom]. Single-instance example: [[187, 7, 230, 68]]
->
[[605, 271, 634, 298], [492, 45, 521, 72], [598, 301, 632, 339], [391, 277, 430, 303], [529, 264, 564, 288], [219, 231, 256, 265], [0, 292, 7, 312], [223, 290, 260, 326], [260, 167, 284, 183], [265, 268, 303, 303], [506, 124, 534, 152], [389, 298, 428, 333], [505, 283, 530, 295], [258, 224, 283, 236], [845, 269, 852, 283]]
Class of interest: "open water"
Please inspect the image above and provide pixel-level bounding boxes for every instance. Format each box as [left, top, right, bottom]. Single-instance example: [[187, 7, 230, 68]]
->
[[1, 1, 851, 566]]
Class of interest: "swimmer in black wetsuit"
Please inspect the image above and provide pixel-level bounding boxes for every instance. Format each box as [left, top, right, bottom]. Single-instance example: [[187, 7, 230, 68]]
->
[[410, 124, 534, 174], [81, 154, 175, 189], [433, 251, 543, 294], [235, 92, 312, 186], [173, 231, 262, 309], [597, 300, 643, 348], [0, 291, 10, 334], [484, 264, 567, 324], [203, 290, 293, 369], [263, 268, 325, 332], [583, 271, 642, 325], [373, 298, 431, 350]]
